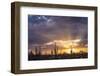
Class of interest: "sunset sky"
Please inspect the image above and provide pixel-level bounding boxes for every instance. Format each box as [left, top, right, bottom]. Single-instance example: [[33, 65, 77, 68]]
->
[[28, 15, 88, 54]]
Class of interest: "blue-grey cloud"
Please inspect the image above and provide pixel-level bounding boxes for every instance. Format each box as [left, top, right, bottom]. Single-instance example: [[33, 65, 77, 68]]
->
[[28, 15, 88, 46]]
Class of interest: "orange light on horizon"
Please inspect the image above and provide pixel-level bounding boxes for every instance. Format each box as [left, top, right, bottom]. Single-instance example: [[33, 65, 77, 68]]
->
[[29, 39, 88, 55]]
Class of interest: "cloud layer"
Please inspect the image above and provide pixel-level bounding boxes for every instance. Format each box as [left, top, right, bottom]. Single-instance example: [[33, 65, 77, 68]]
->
[[28, 15, 88, 47]]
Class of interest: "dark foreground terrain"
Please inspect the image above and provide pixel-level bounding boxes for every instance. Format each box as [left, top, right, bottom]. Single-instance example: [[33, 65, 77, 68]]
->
[[28, 52, 88, 61]]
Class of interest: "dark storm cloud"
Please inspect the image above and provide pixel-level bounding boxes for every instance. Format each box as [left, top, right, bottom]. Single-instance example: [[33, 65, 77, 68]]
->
[[28, 15, 88, 45]]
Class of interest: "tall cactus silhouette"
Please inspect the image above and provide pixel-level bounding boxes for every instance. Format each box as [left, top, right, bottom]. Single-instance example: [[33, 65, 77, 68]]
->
[[70, 42, 73, 54], [54, 42, 58, 56], [35, 46, 38, 55], [38, 45, 41, 55], [34, 45, 41, 55]]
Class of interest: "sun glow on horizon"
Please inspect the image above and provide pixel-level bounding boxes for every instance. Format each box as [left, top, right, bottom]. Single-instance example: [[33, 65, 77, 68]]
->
[[30, 39, 87, 55]]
